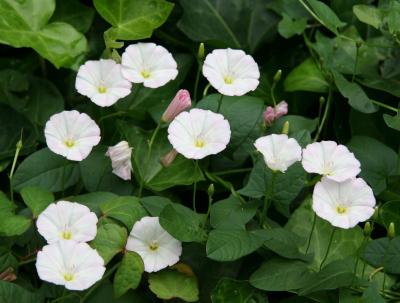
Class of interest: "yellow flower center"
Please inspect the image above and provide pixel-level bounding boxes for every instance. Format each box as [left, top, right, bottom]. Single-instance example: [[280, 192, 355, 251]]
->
[[63, 273, 74, 282], [323, 161, 334, 175], [149, 241, 159, 251], [64, 139, 75, 148], [98, 85, 107, 94], [194, 138, 205, 148], [223, 75, 234, 84], [141, 70, 151, 79], [336, 206, 347, 214], [61, 231, 72, 240]]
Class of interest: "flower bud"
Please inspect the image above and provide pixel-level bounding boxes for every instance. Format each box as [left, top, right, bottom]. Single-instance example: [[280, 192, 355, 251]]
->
[[16, 138, 23, 150], [388, 222, 396, 239], [273, 69, 282, 83], [208, 183, 215, 198], [161, 90, 192, 123], [363, 222, 372, 237], [105, 141, 133, 181], [263, 106, 275, 126], [160, 149, 178, 167], [263, 101, 288, 126], [275, 101, 288, 119], [198, 43, 205, 61], [282, 121, 289, 135], [0, 267, 16, 282]]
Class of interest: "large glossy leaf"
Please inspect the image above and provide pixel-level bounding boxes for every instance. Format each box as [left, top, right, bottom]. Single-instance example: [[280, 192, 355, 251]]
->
[[362, 237, 400, 274], [0, 281, 43, 303], [304, 0, 346, 34], [12, 148, 80, 193], [178, 0, 279, 52], [20, 186, 54, 218], [0, 0, 87, 68], [380, 200, 400, 229], [93, 0, 173, 41]]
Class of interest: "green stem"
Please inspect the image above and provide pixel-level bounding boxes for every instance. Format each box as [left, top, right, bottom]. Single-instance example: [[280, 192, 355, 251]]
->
[[370, 99, 398, 113], [305, 212, 317, 255], [193, 60, 202, 103], [192, 160, 199, 212], [138, 122, 162, 197], [216, 94, 224, 113], [320, 228, 336, 271], [314, 86, 332, 142], [352, 235, 369, 284], [270, 82, 278, 107], [352, 43, 360, 83], [18, 257, 36, 266], [51, 293, 81, 303], [205, 189, 213, 224], [203, 83, 211, 98], [80, 262, 120, 303], [9, 134, 23, 202], [99, 111, 125, 123], [260, 172, 277, 228], [214, 168, 252, 176]]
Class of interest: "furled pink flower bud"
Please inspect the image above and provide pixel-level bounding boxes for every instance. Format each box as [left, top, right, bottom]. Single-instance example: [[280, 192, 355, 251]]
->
[[263, 101, 288, 126], [105, 141, 133, 181], [161, 89, 192, 123], [160, 149, 178, 167]]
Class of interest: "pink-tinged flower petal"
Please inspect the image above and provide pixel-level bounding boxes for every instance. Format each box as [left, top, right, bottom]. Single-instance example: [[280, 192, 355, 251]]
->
[[162, 89, 192, 122], [105, 141, 133, 181]]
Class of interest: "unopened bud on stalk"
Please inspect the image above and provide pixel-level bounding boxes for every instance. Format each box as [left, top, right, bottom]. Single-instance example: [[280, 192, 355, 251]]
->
[[273, 69, 282, 83], [198, 43, 205, 61], [282, 121, 289, 135], [161, 90, 192, 123], [319, 96, 325, 106], [388, 222, 396, 239], [363, 222, 372, 237], [160, 149, 178, 167], [208, 184, 215, 198]]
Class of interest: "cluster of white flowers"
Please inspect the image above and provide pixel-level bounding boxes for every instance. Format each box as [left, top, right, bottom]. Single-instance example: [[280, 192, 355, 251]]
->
[[254, 135, 375, 229], [35, 201, 105, 290]]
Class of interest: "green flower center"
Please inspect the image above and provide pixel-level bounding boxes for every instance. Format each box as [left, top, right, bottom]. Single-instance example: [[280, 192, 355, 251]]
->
[[64, 139, 75, 148], [98, 85, 107, 94], [336, 206, 347, 214], [141, 70, 151, 79]]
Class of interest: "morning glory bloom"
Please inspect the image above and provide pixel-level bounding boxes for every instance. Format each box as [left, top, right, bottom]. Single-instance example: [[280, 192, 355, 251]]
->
[[36, 241, 105, 290], [302, 141, 361, 182], [44, 110, 101, 161], [75, 59, 132, 107], [161, 89, 192, 123], [312, 177, 376, 229], [254, 134, 302, 172], [167, 108, 231, 160], [202, 48, 260, 96], [121, 43, 178, 88], [126, 217, 182, 273], [105, 141, 133, 181], [36, 201, 98, 244], [263, 101, 288, 126]]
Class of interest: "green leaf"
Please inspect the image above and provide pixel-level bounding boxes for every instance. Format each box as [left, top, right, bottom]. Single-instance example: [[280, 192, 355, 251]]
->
[[100, 196, 147, 230], [333, 72, 378, 114], [50, 0, 95, 33], [278, 14, 308, 39], [239, 159, 307, 216], [383, 112, 400, 132], [114, 252, 144, 298], [250, 258, 311, 291], [361, 281, 385, 303], [0, 191, 32, 237], [148, 269, 199, 302], [72, 192, 118, 215], [12, 148, 80, 193], [0, 280, 43, 303], [269, 115, 318, 137], [140, 196, 174, 216], [211, 279, 255, 303], [178, 0, 279, 52], [91, 223, 128, 264], [286, 199, 364, 270], [306, 0, 346, 34], [347, 136, 398, 194], [362, 237, 400, 274], [0, 247, 18, 273], [353, 5, 383, 29], [210, 196, 258, 230], [380, 201, 400, 229], [206, 229, 269, 261], [93, 0, 174, 41], [284, 58, 329, 93], [0, 0, 87, 68], [20, 186, 54, 217], [159, 204, 207, 242]]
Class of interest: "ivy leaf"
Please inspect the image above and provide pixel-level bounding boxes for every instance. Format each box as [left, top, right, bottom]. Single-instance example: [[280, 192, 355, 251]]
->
[[90, 223, 128, 264], [114, 252, 144, 298], [148, 269, 199, 302], [0, 0, 87, 68], [100, 196, 147, 230], [20, 186, 54, 218], [93, 0, 174, 41]]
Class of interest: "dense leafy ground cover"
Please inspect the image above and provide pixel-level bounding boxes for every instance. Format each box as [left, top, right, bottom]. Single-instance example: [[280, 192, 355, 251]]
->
[[0, 0, 400, 302]]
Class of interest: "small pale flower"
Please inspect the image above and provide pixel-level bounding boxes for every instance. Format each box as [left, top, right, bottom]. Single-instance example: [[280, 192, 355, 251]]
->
[[44, 110, 101, 161], [36, 241, 105, 290], [302, 141, 361, 182], [37, 201, 98, 244], [105, 141, 133, 181], [161, 89, 192, 123], [254, 134, 302, 172], [126, 216, 182, 273], [167, 108, 231, 160], [121, 43, 178, 88], [202, 48, 260, 96], [75, 59, 132, 107], [263, 101, 288, 126], [313, 177, 376, 229]]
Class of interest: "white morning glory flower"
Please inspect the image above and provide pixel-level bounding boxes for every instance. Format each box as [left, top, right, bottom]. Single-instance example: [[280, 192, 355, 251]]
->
[[44, 110, 101, 161], [105, 141, 133, 181], [312, 177, 376, 229], [37, 201, 98, 244], [121, 43, 178, 88], [202, 48, 260, 96], [302, 141, 361, 182], [36, 241, 105, 291], [254, 134, 302, 172], [75, 59, 132, 107], [126, 216, 182, 273], [167, 108, 231, 160]]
